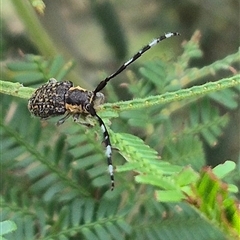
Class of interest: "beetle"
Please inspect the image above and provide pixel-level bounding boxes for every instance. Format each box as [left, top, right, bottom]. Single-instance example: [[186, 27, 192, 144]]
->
[[28, 32, 180, 190]]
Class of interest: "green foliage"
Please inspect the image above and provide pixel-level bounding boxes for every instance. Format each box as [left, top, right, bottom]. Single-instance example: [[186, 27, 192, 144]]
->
[[1, 13, 240, 240], [193, 164, 240, 237], [0, 220, 17, 239], [6, 54, 75, 86]]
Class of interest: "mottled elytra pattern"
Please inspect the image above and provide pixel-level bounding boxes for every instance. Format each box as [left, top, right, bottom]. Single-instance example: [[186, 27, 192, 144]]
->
[[28, 32, 180, 191], [28, 79, 73, 118]]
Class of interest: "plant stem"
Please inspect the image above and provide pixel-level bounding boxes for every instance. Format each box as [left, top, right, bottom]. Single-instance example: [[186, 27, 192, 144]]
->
[[11, 0, 58, 56], [1, 75, 239, 113]]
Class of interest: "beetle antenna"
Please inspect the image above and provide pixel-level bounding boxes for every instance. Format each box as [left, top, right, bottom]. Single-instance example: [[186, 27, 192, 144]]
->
[[93, 32, 180, 94]]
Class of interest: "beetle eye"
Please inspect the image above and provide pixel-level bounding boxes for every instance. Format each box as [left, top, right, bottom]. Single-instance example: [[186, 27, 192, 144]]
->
[[85, 103, 90, 111]]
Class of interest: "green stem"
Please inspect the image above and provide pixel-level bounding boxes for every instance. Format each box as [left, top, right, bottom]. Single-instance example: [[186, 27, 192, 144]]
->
[[11, 0, 58, 56], [103, 75, 240, 113], [0, 81, 34, 98], [1, 75, 239, 113]]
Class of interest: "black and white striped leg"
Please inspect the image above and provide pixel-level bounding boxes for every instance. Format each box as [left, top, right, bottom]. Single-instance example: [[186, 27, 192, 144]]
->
[[94, 32, 180, 94], [95, 113, 114, 190], [88, 105, 114, 190]]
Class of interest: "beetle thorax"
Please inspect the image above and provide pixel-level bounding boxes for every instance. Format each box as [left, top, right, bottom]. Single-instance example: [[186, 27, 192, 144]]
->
[[65, 86, 105, 114]]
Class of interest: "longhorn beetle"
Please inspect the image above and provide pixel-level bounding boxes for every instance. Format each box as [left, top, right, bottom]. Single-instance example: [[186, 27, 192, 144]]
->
[[28, 32, 180, 190]]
